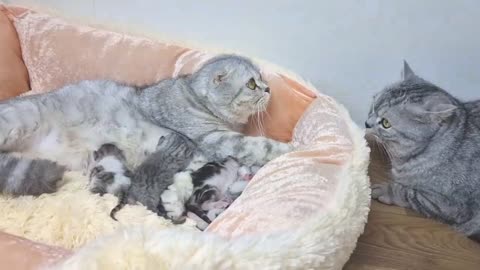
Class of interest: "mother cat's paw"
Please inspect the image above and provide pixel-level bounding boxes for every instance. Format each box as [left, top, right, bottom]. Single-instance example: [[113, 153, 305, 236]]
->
[[371, 183, 393, 205]]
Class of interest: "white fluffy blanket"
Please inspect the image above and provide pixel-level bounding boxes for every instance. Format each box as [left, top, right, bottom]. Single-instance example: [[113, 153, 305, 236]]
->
[[0, 172, 197, 250]]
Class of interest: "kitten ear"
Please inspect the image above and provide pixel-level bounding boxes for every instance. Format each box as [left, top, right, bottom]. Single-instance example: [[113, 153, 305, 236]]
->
[[402, 60, 417, 80], [93, 150, 99, 161]]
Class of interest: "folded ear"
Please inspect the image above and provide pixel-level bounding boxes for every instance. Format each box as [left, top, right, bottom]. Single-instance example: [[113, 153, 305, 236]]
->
[[213, 70, 230, 85]]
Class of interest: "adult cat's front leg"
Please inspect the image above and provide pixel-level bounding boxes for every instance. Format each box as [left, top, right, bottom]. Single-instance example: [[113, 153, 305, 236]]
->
[[372, 182, 473, 225], [201, 131, 293, 166]]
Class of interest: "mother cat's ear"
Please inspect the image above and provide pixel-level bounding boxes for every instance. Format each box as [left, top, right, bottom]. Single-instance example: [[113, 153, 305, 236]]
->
[[401, 60, 417, 81], [213, 70, 231, 85]]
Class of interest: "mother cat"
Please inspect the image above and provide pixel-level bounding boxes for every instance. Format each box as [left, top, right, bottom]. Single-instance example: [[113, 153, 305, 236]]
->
[[0, 55, 291, 196]]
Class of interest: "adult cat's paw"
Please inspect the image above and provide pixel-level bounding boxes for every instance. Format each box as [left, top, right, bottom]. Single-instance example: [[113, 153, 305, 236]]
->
[[371, 183, 393, 205]]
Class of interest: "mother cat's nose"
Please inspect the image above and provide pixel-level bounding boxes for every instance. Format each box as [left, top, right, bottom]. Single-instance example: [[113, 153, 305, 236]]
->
[[365, 121, 372, 128], [265, 87, 270, 93]]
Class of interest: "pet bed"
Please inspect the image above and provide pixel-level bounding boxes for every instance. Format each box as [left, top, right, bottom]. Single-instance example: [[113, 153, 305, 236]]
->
[[0, 5, 370, 269]]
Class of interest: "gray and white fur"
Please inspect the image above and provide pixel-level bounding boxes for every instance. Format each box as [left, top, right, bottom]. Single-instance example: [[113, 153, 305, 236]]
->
[[88, 143, 133, 197], [0, 54, 292, 196], [185, 157, 251, 229], [107, 132, 197, 222], [366, 61, 480, 240]]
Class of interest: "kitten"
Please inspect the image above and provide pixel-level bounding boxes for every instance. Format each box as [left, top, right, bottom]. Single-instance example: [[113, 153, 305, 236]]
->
[[366, 61, 480, 240], [185, 158, 257, 230], [88, 143, 133, 197], [106, 132, 197, 223], [0, 54, 291, 197]]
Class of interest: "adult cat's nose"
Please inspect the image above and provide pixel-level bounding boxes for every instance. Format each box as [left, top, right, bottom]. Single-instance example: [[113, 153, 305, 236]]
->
[[265, 87, 270, 93], [365, 121, 372, 128]]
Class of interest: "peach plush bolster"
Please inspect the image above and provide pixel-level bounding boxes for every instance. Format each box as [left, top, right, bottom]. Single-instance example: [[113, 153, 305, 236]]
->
[[0, 6, 30, 100], [0, 231, 71, 269]]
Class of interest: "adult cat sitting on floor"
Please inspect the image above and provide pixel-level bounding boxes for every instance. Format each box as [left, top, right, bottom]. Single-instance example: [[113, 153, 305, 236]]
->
[[366, 61, 480, 240]]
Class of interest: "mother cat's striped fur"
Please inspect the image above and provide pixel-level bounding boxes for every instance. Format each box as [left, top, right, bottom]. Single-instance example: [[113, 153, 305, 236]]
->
[[0, 55, 292, 196]]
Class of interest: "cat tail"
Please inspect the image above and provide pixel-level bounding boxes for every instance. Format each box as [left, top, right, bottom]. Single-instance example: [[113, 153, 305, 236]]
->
[[110, 188, 129, 221], [0, 153, 66, 196], [186, 203, 212, 224]]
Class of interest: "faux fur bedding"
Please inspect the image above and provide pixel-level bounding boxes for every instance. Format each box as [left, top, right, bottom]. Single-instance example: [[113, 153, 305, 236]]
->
[[0, 5, 371, 269]]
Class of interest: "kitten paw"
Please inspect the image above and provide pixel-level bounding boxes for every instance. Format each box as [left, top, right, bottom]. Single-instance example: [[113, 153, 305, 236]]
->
[[161, 189, 186, 221], [371, 183, 393, 205]]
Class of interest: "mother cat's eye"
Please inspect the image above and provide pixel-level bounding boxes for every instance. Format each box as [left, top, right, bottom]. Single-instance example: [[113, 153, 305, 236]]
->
[[381, 118, 391, 129], [246, 78, 257, 90]]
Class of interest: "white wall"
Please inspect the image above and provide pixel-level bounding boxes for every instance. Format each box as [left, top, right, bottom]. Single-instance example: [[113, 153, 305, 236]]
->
[[4, 0, 480, 124]]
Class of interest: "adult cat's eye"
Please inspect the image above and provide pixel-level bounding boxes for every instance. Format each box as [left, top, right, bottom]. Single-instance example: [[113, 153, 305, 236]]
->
[[246, 78, 257, 90], [381, 118, 391, 129]]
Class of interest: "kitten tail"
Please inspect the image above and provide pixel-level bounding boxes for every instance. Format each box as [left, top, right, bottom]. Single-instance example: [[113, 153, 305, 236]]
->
[[110, 188, 129, 221], [0, 153, 66, 196]]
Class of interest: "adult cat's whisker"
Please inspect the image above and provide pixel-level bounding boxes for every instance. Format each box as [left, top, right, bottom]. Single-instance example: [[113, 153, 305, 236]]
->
[[366, 133, 392, 159], [255, 104, 265, 136]]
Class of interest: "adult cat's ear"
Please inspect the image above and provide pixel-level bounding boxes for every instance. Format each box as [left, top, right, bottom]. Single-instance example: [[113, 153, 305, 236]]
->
[[422, 97, 457, 121], [213, 70, 230, 85], [427, 103, 458, 121], [402, 60, 417, 81]]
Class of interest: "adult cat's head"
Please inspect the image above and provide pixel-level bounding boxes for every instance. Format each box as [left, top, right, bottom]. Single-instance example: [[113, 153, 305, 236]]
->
[[365, 61, 462, 160], [190, 55, 270, 124]]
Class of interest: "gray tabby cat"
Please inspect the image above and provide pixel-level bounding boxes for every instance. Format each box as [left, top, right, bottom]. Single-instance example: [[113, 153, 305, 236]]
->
[[366, 61, 480, 240], [0, 54, 292, 196]]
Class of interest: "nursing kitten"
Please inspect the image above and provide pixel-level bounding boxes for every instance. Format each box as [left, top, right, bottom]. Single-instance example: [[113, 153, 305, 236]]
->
[[366, 61, 480, 240], [108, 132, 196, 222], [186, 158, 247, 225], [88, 143, 133, 196], [0, 54, 291, 197]]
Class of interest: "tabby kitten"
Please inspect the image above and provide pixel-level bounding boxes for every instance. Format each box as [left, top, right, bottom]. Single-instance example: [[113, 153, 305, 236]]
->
[[366, 61, 480, 240], [106, 132, 197, 223], [0, 54, 292, 197]]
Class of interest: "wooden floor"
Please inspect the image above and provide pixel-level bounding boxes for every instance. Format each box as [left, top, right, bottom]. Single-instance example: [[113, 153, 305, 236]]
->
[[343, 142, 480, 270]]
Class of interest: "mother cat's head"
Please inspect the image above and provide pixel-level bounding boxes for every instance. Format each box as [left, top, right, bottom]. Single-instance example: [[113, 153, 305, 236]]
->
[[190, 55, 270, 124], [365, 62, 463, 161]]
